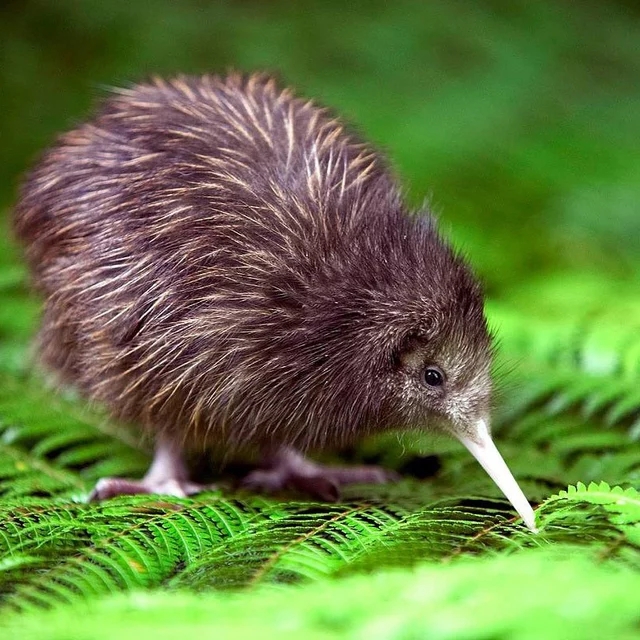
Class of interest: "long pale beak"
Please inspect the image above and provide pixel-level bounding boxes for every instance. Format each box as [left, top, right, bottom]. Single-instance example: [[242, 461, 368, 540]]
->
[[456, 418, 537, 532]]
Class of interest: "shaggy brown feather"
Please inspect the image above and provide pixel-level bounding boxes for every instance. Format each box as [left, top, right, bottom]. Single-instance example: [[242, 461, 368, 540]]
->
[[14, 72, 491, 467]]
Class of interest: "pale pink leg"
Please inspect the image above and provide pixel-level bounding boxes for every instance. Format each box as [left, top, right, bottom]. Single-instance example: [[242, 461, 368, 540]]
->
[[242, 447, 398, 501], [89, 438, 212, 500]]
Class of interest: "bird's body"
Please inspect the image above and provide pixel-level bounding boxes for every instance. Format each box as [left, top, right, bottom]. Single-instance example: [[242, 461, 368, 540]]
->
[[14, 73, 536, 530]]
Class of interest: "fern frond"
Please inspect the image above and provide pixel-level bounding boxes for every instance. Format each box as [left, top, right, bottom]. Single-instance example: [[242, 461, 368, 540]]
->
[[2, 478, 639, 611], [0, 374, 148, 498], [1, 495, 261, 609], [3, 549, 640, 640], [488, 275, 640, 439]]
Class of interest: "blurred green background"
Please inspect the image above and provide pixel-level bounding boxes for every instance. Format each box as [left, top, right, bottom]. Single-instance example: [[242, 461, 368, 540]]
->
[[2, 0, 639, 297]]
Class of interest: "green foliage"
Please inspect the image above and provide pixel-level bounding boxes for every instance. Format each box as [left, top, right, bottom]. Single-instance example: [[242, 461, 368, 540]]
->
[[3, 550, 640, 640], [1, 0, 640, 637]]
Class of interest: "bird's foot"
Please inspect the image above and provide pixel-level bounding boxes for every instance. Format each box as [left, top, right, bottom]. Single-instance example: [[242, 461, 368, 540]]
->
[[241, 448, 399, 501], [88, 476, 212, 500], [88, 438, 213, 501]]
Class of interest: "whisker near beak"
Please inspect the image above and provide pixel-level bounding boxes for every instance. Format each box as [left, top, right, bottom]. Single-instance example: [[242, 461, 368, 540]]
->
[[456, 419, 538, 533]]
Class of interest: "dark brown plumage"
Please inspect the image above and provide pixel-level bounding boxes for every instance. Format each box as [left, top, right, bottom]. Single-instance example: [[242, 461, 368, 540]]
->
[[13, 73, 535, 529]]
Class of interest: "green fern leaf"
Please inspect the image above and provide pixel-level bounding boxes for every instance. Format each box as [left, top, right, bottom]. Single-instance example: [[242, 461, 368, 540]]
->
[[553, 482, 640, 522], [0, 373, 148, 498], [3, 550, 640, 640]]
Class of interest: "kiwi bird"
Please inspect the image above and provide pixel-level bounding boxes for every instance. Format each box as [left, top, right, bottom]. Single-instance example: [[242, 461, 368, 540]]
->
[[14, 73, 536, 531]]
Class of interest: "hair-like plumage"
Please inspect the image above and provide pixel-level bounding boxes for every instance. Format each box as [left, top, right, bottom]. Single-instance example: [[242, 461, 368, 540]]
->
[[14, 73, 491, 455]]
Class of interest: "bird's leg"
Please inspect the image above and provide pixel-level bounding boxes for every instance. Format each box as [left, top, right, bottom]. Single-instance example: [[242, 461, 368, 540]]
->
[[242, 447, 398, 501], [89, 437, 212, 500]]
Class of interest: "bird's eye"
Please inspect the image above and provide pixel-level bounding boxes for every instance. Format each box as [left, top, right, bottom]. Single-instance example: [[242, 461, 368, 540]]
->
[[423, 366, 444, 387]]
